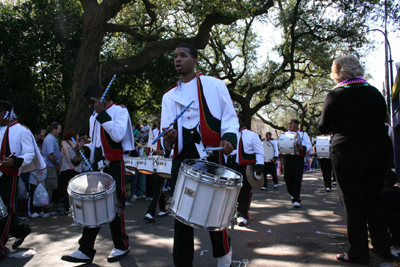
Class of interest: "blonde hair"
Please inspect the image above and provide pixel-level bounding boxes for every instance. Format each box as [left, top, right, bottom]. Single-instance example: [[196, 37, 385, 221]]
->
[[330, 55, 364, 83]]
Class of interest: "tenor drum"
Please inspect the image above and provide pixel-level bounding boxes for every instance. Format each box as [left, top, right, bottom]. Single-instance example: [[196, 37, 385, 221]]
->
[[0, 196, 7, 220], [316, 135, 332, 158], [68, 172, 117, 228], [263, 141, 275, 162], [156, 157, 173, 179], [125, 157, 139, 171], [137, 156, 157, 175], [278, 132, 299, 155], [170, 159, 242, 231]]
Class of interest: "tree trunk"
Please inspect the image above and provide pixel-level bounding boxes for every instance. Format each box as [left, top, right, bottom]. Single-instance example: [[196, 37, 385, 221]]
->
[[64, 12, 105, 135]]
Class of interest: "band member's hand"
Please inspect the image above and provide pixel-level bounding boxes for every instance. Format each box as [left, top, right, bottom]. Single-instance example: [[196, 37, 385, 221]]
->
[[155, 150, 165, 156], [144, 147, 150, 154], [162, 128, 177, 143], [255, 169, 262, 176], [2, 157, 13, 167], [91, 97, 105, 114], [220, 140, 233, 155], [296, 144, 304, 152]]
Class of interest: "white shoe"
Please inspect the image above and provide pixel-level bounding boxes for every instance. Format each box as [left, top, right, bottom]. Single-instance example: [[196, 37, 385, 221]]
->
[[157, 210, 169, 217], [217, 247, 232, 267], [261, 187, 267, 190], [293, 201, 300, 208], [146, 197, 153, 201], [332, 181, 337, 185], [131, 195, 137, 202], [273, 184, 278, 189], [237, 217, 247, 226], [107, 247, 130, 263], [42, 213, 50, 218], [325, 187, 331, 192], [69, 250, 91, 260], [30, 212, 39, 218], [143, 213, 154, 221]]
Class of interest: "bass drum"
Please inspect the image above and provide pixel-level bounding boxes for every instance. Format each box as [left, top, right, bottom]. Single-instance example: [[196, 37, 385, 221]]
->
[[278, 132, 299, 155], [263, 141, 275, 162], [315, 135, 332, 158]]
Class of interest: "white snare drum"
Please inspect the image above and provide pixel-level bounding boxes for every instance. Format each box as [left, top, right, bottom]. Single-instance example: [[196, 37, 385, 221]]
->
[[125, 157, 139, 171], [68, 172, 117, 228], [278, 132, 299, 155], [137, 157, 156, 175], [0, 196, 7, 220], [263, 141, 275, 162], [316, 135, 332, 158], [170, 159, 242, 231], [156, 157, 172, 179]]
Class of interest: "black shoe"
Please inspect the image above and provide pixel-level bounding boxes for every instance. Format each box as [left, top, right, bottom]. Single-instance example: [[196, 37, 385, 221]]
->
[[12, 229, 31, 249], [107, 248, 130, 263], [61, 255, 93, 264]]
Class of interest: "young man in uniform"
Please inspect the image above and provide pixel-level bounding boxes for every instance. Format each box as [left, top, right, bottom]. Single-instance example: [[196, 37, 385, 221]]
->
[[161, 43, 238, 267], [0, 101, 45, 260], [262, 132, 280, 190], [62, 85, 134, 264]]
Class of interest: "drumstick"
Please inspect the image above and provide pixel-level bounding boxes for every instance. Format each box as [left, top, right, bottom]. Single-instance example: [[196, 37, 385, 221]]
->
[[204, 147, 224, 153], [0, 152, 15, 166], [151, 100, 194, 145], [71, 137, 93, 171], [92, 74, 116, 116]]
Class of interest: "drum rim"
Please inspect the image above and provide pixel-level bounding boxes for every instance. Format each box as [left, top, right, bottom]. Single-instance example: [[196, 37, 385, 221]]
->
[[68, 172, 116, 198], [181, 159, 242, 187]]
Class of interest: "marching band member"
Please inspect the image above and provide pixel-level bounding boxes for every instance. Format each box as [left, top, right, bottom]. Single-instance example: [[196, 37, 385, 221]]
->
[[0, 101, 45, 260], [161, 43, 238, 267], [283, 119, 312, 208], [262, 132, 280, 190], [232, 114, 264, 227], [62, 85, 134, 264]]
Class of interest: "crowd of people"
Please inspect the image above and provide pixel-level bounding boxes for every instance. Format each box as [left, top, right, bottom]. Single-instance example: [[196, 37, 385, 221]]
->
[[0, 45, 399, 266]]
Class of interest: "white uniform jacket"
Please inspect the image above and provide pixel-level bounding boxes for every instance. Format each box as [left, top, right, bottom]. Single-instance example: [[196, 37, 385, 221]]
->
[[288, 130, 312, 155], [161, 75, 238, 155], [0, 122, 46, 175], [269, 139, 279, 158], [237, 128, 265, 166], [89, 101, 135, 163]]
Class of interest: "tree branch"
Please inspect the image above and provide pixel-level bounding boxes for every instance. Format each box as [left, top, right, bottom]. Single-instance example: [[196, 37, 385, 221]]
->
[[256, 113, 286, 131], [105, 23, 165, 41]]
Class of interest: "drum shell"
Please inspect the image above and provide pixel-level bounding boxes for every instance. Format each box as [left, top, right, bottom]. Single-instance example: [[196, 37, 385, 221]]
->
[[316, 135, 332, 158], [155, 157, 172, 179], [278, 132, 298, 155], [68, 172, 117, 228], [137, 157, 156, 175], [170, 159, 242, 231], [125, 157, 139, 171], [0, 196, 7, 219]]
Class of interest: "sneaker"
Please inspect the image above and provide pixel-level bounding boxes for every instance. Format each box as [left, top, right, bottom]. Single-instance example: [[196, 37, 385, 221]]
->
[[143, 213, 154, 222], [49, 211, 58, 216], [157, 210, 169, 217], [107, 247, 130, 263], [131, 194, 137, 202], [325, 187, 331, 192], [145, 197, 153, 201], [261, 187, 267, 190], [236, 217, 247, 226], [332, 181, 337, 185], [42, 213, 50, 218], [39, 211, 45, 217], [273, 184, 278, 189], [293, 201, 301, 208], [30, 212, 39, 218], [217, 247, 232, 267]]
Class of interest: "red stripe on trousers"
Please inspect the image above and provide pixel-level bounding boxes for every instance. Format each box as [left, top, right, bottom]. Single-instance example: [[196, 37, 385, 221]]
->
[[119, 161, 129, 250], [222, 229, 230, 253], [247, 189, 253, 212]]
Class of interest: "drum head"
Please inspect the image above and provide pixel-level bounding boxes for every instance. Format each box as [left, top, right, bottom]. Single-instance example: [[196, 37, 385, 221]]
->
[[68, 172, 115, 195]]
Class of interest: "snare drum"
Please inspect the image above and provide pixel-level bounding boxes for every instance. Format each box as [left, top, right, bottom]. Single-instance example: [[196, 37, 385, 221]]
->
[[263, 141, 275, 162], [170, 159, 242, 231], [68, 172, 117, 228], [315, 135, 332, 158], [278, 132, 299, 155], [125, 157, 139, 171], [137, 157, 156, 175], [0, 196, 8, 220], [156, 157, 172, 179]]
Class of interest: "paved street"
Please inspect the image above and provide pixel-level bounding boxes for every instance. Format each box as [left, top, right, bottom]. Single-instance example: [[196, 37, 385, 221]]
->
[[2, 170, 399, 267]]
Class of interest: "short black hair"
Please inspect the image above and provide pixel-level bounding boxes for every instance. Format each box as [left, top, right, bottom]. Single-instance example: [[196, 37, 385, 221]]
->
[[0, 101, 12, 113], [237, 114, 246, 124], [83, 84, 103, 98], [266, 132, 272, 136], [45, 122, 61, 136], [177, 43, 198, 58], [291, 119, 300, 125]]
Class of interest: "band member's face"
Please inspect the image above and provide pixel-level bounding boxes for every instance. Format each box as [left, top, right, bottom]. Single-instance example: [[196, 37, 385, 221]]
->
[[266, 134, 272, 140], [84, 95, 100, 109], [288, 121, 298, 131], [174, 47, 197, 76]]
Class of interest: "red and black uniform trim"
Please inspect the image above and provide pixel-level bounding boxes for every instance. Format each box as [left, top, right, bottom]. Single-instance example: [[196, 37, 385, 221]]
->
[[238, 129, 256, 166], [0, 121, 22, 175]]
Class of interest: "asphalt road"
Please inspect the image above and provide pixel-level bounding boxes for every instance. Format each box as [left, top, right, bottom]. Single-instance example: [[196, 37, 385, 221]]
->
[[2, 170, 399, 267]]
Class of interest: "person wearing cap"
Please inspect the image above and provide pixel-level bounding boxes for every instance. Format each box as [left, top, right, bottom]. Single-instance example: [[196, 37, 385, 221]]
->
[[283, 119, 312, 208], [225, 114, 264, 227]]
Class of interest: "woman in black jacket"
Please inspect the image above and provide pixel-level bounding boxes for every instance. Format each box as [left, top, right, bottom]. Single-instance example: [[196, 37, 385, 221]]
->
[[319, 55, 392, 264]]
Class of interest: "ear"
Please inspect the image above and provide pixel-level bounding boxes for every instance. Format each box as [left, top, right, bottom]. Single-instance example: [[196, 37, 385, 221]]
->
[[193, 58, 198, 66]]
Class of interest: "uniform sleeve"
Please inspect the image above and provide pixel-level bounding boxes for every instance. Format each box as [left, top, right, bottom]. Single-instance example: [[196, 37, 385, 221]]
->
[[161, 94, 175, 150], [16, 130, 36, 168], [253, 133, 265, 166], [272, 140, 279, 158], [97, 106, 129, 143], [218, 81, 239, 149], [301, 132, 312, 154]]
